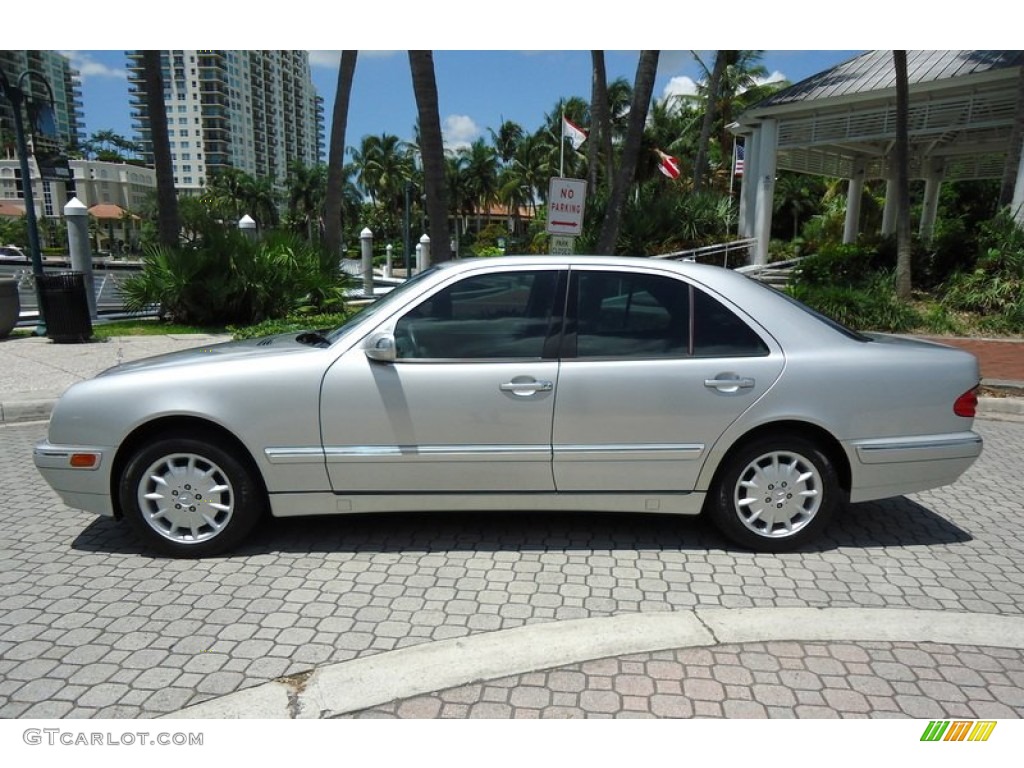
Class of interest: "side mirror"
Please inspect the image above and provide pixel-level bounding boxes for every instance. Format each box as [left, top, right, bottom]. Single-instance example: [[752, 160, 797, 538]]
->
[[364, 331, 396, 363]]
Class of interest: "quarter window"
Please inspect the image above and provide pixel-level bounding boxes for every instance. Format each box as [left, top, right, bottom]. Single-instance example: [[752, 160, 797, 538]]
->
[[394, 271, 560, 360], [692, 287, 769, 357]]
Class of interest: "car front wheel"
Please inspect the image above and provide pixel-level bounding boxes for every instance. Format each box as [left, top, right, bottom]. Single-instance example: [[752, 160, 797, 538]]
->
[[709, 435, 839, 552], [119, 434, 265, 557]]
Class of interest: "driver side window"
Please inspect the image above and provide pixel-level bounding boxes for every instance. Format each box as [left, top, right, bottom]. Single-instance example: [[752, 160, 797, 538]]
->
[[394, 270, 560, 360]]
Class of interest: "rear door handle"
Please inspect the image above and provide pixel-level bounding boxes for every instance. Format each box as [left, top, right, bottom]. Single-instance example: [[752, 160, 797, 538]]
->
[[500, 379, 553, 396], [704, 377, 755, 391]]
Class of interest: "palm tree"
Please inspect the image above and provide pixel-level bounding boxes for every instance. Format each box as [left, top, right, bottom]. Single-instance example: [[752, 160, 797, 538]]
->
[[351, 133, 413, 209], [140, 50, 179, 248], [489, 119, 524, 166], [893, 50, 912, 299], [596, 50, 660, 254], [286, 162, 327, 241], [325, 51, 357, 259], [408, 51, 451, 262], [461, 138, 499, 230], [693, 51, 728, 191]]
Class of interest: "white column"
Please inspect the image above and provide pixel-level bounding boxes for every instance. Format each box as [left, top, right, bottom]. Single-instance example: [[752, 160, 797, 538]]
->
[[752, 119, 778, 266], [1012, 134, 1024, 226], [740, 128, 761, 240], [843, 160, 866, 244]]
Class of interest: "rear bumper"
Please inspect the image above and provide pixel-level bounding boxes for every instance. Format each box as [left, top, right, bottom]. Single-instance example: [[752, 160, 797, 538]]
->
[[846, 431, 983, 503]]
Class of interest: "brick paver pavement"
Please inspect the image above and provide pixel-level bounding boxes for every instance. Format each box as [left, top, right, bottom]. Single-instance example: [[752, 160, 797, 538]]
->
[[1, 417, 1022, 718]]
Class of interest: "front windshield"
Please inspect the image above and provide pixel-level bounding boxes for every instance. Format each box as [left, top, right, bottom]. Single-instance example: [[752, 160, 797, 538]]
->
[[325, 266, 441, 343]]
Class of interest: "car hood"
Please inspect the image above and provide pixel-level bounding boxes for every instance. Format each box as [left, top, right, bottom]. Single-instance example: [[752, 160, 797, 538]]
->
[[96, 332, 323, 377]]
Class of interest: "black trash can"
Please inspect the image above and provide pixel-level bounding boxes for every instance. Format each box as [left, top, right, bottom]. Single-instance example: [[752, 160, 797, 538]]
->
[[35, 271, 93, 343]]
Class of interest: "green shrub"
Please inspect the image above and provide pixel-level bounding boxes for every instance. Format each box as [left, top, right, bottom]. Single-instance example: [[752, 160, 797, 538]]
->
[[122, 227, 350, 326], [229, 310, 352, 340], [787, 272, 921, 332], [940, 210, 1024, 329]]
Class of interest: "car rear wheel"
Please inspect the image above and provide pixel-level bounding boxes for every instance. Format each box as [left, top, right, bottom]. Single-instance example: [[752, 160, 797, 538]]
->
[[709, 435, 839, 552], [119, 434, 265, 557]]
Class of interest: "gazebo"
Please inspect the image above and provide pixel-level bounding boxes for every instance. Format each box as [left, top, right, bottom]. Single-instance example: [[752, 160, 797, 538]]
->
[[732, 51, 1024, 264]]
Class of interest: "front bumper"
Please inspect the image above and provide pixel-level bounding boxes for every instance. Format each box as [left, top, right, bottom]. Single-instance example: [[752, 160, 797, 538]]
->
[[34, 440, 115, 517]]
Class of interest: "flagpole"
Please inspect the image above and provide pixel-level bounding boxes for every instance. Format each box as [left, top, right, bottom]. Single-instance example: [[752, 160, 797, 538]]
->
[[559, 111, 565, 178]]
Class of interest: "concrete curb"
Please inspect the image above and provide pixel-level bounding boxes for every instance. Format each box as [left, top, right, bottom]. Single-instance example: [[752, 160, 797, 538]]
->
[[163, 608, 1024, 720]]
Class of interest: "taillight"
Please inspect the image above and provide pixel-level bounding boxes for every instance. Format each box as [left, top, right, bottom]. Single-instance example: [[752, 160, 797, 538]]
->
[[954, 387, 979, 418]]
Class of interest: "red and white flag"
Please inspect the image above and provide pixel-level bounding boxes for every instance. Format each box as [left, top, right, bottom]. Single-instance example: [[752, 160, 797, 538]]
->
[[655, 149, 681, 180], [733, 142, 745, 176], [562, 115, 587, 150]]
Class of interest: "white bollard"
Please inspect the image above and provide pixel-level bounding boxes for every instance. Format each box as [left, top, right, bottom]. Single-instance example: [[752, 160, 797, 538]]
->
[[64, 197, 97, 318], [419, 233, 431, 272], [385, 243, 393, 279], [360, 227, 374, 297]]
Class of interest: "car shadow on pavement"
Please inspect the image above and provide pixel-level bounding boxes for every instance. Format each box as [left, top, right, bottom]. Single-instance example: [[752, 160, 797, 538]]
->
[[71, 495, 971, 559]]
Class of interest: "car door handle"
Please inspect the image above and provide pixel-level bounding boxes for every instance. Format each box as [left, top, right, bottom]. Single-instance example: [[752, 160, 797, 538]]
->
[[704, 376, 755, 390], [500, 379, 554, 395]]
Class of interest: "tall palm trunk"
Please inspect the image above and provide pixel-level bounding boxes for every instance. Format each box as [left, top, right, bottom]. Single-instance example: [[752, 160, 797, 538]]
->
[[893, 51, 912, 300], [588, 51, 610, 192], [325, 51, 357, 259], [141, 50, 179, 248], [409, 51, 451, 262], [596, 51, 659, 255], [694, 51, 728, 192]]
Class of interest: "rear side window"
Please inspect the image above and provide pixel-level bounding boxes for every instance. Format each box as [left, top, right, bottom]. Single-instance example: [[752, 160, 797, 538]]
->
[[571, 271, 690, 358], [692, 287, 769, 357]]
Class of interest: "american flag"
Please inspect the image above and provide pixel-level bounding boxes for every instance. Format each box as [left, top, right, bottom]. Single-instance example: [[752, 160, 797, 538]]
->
[[733, 142, 745, 176]]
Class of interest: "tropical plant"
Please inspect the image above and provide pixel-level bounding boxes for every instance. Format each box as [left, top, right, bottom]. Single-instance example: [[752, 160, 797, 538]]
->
[[122, 227, 349, 326]]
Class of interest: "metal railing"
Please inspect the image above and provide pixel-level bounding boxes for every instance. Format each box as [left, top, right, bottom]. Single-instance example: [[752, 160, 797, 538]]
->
[[652, 238, 758, 267]]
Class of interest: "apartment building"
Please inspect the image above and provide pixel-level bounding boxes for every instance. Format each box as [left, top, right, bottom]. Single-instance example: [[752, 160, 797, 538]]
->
[[126, 50, 324, 196], [0, 50, 85, 154]]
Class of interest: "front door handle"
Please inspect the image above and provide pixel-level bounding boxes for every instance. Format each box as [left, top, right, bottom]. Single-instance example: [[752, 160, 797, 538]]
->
[[500, 379, 554, 396], [704, 376, 755, 392]]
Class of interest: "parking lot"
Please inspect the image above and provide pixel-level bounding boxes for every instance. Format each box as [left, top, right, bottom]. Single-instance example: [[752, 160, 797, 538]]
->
[[1, 417, 1023, 718]]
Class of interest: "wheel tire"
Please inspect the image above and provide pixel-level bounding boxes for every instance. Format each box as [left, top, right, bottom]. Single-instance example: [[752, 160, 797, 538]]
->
[[709, 435, 840, 552], [119, 433, 265, 557]]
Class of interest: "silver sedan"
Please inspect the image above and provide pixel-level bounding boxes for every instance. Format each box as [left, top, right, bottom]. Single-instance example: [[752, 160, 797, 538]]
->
[[34, 256, 983, 556]]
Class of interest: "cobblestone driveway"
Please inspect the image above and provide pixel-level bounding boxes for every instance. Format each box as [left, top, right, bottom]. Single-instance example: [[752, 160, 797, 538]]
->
[[1, 419, 1022, 718]]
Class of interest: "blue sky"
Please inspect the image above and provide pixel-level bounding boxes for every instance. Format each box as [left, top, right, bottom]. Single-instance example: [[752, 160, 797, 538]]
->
[[63, 50, 863, 154]]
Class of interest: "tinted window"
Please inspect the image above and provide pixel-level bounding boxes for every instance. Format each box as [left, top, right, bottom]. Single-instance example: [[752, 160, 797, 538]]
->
[[692, 288, 769, 357], [395, 271, 559, 360], [572, 271, 689, 358]]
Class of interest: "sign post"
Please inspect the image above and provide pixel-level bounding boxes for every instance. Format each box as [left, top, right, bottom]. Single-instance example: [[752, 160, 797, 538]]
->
[[546, 177, 587, 254]]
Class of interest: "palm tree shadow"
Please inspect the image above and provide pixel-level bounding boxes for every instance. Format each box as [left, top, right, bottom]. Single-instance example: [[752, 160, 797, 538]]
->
[[71, 495, 970, 559]]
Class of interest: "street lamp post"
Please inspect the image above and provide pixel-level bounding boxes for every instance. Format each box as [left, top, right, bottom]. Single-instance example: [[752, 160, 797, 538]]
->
[[0, 66, 56, 336]]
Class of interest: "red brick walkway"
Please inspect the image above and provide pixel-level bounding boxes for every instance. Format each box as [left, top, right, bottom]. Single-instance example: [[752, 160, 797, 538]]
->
[[918, 337, 1024, 382]]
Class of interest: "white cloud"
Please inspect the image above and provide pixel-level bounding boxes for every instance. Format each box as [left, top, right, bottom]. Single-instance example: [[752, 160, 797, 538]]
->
[[60, 51, 126, 81], [663, 76, 699, 100], [442, 114, 479, 150]]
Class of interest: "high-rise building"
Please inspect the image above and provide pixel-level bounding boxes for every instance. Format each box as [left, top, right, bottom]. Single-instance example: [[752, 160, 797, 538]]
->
[[126, 50, 324, 196], [0, 50, 85, 156]]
